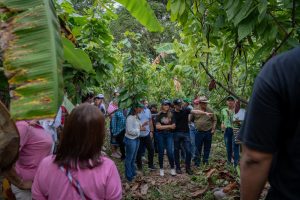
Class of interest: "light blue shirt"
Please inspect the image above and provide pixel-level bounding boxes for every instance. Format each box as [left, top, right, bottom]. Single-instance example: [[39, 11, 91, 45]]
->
[[138, 108, 151, 137]]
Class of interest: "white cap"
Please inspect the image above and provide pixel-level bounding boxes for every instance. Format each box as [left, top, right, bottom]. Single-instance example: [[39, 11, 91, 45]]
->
[[95, 94, 104, 99]]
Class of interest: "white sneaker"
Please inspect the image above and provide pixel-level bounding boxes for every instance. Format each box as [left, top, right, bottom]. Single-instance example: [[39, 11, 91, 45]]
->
[[170, 169, 176, 176], [159, 169, 164, 177]]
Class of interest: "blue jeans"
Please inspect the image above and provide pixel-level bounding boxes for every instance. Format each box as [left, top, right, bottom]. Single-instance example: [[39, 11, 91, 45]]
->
[[224, 128, 240, 166], [189, 125, 198, 159], [174, 132, 192, 169], [195, 130, 212, 166], [156, 132, 175, 169], [124, 137, 140, 181]]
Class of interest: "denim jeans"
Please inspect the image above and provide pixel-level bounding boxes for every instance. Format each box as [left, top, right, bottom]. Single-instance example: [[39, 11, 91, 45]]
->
[[189, 125, 198, 159], [195, 130, 212, 166], [156, 132, 175, 169], [224, 128, 240, 166], [174, 132, 192, 170], [115, 129, 125, 159], [124, 137, 140, 181], [136, 134, 155, 169]]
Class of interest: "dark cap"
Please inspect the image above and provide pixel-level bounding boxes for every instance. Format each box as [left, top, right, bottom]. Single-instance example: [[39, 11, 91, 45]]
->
[[226, 95, 235, 101], [161, 100, 171, 105], [173, 99, 182, 105], [133, 102, 144, 108]]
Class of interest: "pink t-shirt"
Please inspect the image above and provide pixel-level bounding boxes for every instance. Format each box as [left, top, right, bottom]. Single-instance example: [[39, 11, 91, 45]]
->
[[15, 121, 53, 181], [32, 156, 122, 200]]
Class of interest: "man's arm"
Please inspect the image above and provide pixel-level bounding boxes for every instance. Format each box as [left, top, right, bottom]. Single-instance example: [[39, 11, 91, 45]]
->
[[156, 122, 175, 130], [211, 113, 217, 133], [240, 145, 273, 200]]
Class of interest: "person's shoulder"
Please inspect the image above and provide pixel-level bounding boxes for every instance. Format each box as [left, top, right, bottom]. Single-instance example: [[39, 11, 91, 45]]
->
[[101, 156, 115, 165], [221, 108, 227, 112], [260, 47, 300, 78], [98, 156, 118, 171], [39, 155, 56, 168], [16, 121, 29, 130]]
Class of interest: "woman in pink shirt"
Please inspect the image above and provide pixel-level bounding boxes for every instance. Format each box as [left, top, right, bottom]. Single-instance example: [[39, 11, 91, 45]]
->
[[5, 120, 53, 200], [32, 104, 122, 200]]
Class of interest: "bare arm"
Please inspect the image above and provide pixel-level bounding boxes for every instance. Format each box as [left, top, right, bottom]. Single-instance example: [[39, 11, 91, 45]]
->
[[191, 110, 212, 115], [240, 145, 273, 200], [156, 122, 175, 130], [211, 114, 217, 133]]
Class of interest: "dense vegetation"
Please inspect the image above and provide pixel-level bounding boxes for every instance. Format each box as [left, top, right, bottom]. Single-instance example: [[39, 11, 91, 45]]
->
[[1, 0, 299, 117]]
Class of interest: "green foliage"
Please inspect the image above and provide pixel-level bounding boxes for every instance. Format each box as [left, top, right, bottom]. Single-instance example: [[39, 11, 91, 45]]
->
[[0, 0, 63, 120], [115, 0, 163, 32], [62, 38, 95, 74], [110, 1, 180, 59], [164, 0, 300, 105], [117, 32, 149, 108], [55, 0, 118, 104]]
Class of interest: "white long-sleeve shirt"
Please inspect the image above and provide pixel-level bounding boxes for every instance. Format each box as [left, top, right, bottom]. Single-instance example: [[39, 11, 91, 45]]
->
[[125, 115, 141, 139]]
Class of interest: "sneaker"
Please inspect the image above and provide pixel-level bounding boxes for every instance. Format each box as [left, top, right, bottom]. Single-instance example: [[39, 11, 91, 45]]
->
[[176, 169, 183, 174], [186, 168, 193, 175], [111, 152, 121, 159], [170, 169, 176, 176], [159, 169, 164, 177]]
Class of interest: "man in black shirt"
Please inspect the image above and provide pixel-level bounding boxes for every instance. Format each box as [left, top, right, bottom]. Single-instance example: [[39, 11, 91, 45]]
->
[[239, 47, 300, 200], [172, 99, 209, 175]]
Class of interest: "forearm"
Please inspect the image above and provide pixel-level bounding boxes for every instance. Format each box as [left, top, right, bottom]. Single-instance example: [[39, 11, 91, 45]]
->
[[240, 145, 273, 200], [191, 110, 206, 115]]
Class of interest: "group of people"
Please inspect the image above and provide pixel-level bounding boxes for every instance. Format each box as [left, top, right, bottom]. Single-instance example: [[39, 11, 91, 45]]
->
[[2, 98, 122, 199], [104, 94, 245, 182], [1, 88, 246, 199], [2, 47, 300, 200]]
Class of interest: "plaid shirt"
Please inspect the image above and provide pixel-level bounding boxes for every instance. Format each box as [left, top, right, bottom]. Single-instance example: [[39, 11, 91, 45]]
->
[[111, 109, 126, 136]]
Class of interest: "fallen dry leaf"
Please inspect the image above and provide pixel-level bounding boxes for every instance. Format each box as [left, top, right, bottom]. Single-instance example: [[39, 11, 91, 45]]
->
[[191, 187, 208, 197], [140, 184, 149, 195], [131, 183, 140, 191], [206, 168, 217, 178], [223, 182, 238, 193], [124, 183, 130, 191]]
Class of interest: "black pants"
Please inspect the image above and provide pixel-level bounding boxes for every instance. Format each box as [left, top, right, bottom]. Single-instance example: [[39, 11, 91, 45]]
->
[[115, 129, 125, 159], [174, 132, 192, 170], [136, 134, 154, 169]]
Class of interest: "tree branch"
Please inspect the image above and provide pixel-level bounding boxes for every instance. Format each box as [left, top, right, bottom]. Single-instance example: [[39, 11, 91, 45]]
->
[[242, 50, 248, 96], [200, 62, 248, 104], [264, 30, 293, 63], [267, 11, 288, 36]]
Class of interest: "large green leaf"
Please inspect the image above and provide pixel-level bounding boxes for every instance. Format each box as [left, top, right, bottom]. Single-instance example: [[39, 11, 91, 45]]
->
[[115, 0, 164, 32], [155, 43, 175, 54], [0, 0, 64, 120], [62, 38, 95, 74]]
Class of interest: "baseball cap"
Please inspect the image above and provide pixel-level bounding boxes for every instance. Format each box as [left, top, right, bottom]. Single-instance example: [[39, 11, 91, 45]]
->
[[226, 95, 235, 101], [161, 100, 171, 105], [95, 94, 104, 99], [133, 102, 144, 108], [199, 96, 209, 103], [183, 98, 191, 103], [173, 99, 182, 105]]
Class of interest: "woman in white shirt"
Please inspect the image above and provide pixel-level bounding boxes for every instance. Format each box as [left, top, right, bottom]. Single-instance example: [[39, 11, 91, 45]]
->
[[124, 103, 147, 182]]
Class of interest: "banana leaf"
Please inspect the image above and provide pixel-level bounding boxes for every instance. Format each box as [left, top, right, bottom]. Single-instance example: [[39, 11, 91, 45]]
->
[[0, 0, 64, 120], [115, 0, 164, 32]]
